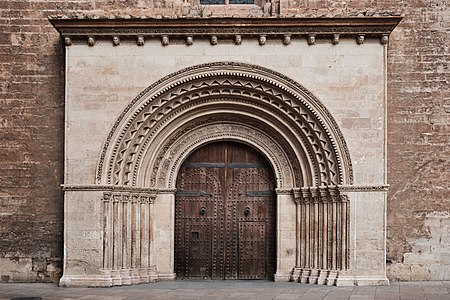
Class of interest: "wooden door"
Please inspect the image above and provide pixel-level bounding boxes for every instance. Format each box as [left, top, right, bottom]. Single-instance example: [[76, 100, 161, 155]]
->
[[175, 141, 276, 280]]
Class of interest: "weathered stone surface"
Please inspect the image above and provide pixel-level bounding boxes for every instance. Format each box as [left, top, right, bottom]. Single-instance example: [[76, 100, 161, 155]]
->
[[0, 0, 449, 283], [60, 28, 388, 285]]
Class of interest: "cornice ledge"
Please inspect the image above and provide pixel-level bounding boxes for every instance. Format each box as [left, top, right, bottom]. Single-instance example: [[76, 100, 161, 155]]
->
[[290, 184, 389, 193], [62, 184, 176, 193], [337, 184, 389, 192], [49, 16, 402, 41]]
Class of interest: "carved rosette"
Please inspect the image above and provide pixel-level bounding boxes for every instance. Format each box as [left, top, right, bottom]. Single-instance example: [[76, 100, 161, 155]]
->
[[97, 62, 353, 190]]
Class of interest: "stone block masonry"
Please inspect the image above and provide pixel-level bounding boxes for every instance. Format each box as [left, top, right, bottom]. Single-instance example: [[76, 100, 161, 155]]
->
[[0, 0, 449, 283]]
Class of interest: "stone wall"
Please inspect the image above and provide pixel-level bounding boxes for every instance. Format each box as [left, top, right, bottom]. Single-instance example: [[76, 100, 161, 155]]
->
[[0, 0, 449, 282]]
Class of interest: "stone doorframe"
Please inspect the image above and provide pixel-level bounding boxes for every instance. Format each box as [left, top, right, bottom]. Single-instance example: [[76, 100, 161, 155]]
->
[[96, 61, 355, 284], [52, 17, 401, 287]]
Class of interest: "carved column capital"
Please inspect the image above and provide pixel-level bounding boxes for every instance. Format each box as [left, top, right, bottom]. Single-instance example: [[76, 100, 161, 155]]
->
[[103, 192, 112, 202], [148, 194, 157, 204], [309, 187, 320, 203], [339, 194, 349, 202], [112, 193, 121, 202], [319, 188, 329, 202]]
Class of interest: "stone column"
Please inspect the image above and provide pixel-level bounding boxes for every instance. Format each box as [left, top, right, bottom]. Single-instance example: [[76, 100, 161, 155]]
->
[[152, 190, 176, 280], [274, 189, 296, 282]]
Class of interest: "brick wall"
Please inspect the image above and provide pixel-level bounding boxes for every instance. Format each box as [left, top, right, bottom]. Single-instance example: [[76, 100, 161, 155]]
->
[[0, 0, 448, 282]]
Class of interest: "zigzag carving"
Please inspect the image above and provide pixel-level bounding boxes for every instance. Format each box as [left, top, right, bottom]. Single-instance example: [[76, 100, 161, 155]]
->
[[98, 62, 353, 188], [116, 79, 335, 186]]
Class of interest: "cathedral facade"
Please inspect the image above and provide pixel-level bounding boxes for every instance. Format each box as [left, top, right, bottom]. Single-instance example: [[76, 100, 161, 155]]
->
[[0, 0, 449, 285]]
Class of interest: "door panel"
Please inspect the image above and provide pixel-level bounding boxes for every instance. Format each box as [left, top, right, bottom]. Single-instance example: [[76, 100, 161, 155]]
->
[[186, 221, 211, 279], [175, 166, 224, 279], [175, 142, 275, 280], [238, 222, 266, 279]]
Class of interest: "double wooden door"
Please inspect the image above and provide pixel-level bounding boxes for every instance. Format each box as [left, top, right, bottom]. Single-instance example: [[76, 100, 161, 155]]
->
[[175, 141, 276, 279]]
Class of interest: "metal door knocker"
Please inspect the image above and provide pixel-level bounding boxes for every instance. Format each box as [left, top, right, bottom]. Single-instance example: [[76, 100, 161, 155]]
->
[[200, 207, 206, 215], [244, 207, 251, 216]]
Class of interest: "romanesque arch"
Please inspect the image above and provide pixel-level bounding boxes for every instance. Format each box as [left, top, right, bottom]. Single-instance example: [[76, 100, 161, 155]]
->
[[89, 62, 355, 285], [97, 62, 353, 189]]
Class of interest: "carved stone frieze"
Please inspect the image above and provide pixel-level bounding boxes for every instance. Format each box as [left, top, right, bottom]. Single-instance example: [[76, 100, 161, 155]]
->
[[275, 188, 293, 195], [62, 184, 175, 194], [49, 17, 402, 45], [337, 184, 389, 192], [102, 191, 156, 204]]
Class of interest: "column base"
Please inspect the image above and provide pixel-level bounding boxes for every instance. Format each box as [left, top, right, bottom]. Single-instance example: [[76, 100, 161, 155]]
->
[[60, 266, 160, 288], [274, 271, 292, 282], [289, 268, 389, 286], [157, 272, 176, 281], [59, 275, 113, 288]]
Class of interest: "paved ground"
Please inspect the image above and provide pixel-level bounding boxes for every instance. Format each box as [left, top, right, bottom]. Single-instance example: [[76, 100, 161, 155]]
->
[[1, 280, 450, 300]]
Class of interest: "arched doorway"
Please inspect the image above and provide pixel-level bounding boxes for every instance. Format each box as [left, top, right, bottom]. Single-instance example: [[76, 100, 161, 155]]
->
[[175, 141, 276, 279]]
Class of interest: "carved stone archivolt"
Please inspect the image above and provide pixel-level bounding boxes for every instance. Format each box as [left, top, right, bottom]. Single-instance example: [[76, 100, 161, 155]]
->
[[145, 121, 298, 189], [97, 62, 352, 189]]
